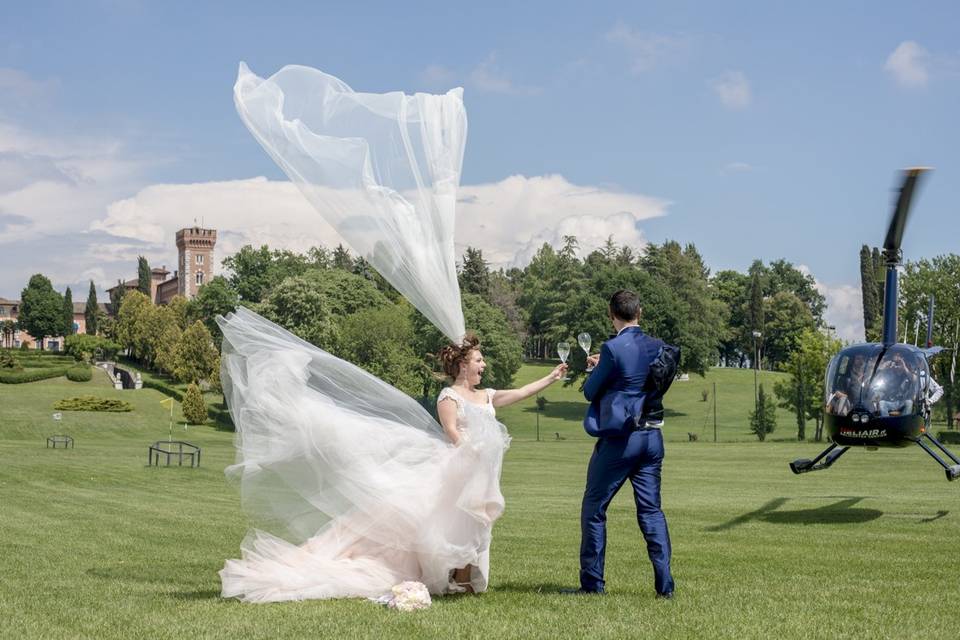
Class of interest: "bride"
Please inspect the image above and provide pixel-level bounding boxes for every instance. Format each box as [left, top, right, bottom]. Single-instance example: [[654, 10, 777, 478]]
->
[[219, 63, 563, 603], [218, 311, 567, 602]]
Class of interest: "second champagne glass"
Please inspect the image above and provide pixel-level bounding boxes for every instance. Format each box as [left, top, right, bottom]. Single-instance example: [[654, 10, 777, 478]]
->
[[577, 332, 593, 371]]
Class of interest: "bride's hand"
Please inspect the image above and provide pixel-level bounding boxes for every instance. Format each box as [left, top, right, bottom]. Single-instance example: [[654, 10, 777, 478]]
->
[[550, 364, 568, 381]]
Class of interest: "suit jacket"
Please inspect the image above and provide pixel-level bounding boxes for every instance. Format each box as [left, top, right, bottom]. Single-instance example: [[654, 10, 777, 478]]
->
[[583, 326, 664, 438]]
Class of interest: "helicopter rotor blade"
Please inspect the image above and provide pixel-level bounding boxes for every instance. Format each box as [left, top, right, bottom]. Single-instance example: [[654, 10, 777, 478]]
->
[[883, 167, 931, 257]]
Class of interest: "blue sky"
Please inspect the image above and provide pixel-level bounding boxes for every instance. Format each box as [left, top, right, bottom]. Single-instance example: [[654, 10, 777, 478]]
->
[[2, 1, 958, 340]]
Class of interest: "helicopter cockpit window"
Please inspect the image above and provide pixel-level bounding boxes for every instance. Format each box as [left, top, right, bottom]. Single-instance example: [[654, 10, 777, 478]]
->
[[864, 347, 926, 418], [825, 345, 881, 417]]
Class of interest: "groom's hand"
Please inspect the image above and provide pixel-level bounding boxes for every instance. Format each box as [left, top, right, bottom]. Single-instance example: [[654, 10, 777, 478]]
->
[[586, 354, 600, 368]]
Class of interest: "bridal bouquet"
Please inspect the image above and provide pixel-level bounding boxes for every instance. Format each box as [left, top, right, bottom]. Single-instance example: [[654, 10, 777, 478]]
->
[[388, 581, 432, 612]]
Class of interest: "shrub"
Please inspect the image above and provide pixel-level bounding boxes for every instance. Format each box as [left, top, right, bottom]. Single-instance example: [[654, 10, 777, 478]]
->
[[937, 431, 960, 445], [0, 367, 70, 384], [0, 352, 22, 371], [66, 365, 93, 382], [53, 396, 133, 412], [182, 383, 208, 425], [64, 334, 122, 363]]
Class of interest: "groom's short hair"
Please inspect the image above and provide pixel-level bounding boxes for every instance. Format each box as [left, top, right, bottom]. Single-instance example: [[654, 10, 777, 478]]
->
[[609, 289, 641, 321]]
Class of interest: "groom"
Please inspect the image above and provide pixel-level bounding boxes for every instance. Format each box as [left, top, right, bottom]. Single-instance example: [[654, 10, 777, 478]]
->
[[567, 289, 675, 598]]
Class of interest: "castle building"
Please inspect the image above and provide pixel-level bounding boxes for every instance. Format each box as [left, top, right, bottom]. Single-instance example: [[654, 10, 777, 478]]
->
[[1, 227, 218, 350], [108, 226, 217, 305]]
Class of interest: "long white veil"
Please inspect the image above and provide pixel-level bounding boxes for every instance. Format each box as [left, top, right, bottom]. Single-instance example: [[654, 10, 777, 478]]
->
[[234, 62, 466, 342], [219, 65, 501, 601]]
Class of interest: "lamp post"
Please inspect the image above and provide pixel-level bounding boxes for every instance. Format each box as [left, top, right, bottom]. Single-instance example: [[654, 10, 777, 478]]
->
[[752, 330, 762, 414]]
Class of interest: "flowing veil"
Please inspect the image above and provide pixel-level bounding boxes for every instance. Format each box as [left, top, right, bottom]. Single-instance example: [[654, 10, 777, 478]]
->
[[233, 62, 466, 342], [219, 64, 499, 602]]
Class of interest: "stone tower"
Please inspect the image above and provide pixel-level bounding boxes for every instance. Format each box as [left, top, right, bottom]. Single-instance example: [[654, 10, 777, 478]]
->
[[176, 227, 217, 299]]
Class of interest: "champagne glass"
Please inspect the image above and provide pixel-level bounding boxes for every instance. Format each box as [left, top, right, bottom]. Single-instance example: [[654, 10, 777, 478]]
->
[[557, 341, 571, 381], [578, 332, 593, 371]]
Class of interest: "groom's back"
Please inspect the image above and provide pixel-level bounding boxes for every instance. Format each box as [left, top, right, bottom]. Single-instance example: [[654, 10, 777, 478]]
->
[[583, 327, 663, 437]]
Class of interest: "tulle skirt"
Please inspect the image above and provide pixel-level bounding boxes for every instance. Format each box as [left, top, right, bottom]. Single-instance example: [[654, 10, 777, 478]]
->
[[217, 308, 508, 602]]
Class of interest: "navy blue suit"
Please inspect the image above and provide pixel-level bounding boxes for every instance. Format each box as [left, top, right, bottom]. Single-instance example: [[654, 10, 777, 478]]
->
[[579, 326, 674, 595]]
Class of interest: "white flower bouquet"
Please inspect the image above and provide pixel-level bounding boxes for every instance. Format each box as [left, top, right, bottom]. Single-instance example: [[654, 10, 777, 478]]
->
[[387, 581, 431, 612]]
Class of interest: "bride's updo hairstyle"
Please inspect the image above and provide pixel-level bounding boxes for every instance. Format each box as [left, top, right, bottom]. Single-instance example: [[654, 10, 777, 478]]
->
[[438, 333, 480, 380]]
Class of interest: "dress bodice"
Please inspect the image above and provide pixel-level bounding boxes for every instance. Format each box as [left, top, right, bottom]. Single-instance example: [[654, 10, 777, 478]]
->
[[437, 387, 497, 435]]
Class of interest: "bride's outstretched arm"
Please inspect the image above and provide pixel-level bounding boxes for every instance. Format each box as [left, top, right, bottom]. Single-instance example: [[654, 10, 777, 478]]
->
[[492, 364, 568, 409]]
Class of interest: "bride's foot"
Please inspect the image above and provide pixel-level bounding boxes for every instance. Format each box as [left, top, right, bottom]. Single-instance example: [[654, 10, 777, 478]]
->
[[453, 566, 475, 594]]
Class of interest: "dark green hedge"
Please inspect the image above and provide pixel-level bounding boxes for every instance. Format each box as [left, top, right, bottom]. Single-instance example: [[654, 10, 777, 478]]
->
[[0, 367, 70, 384], [936, 431, 960, 444], [66, 365, 93, 382], [54, 396, 132, 412]]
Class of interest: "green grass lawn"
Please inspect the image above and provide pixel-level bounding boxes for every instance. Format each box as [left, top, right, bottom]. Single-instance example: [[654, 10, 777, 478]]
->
[[2, 365, 959, 639]]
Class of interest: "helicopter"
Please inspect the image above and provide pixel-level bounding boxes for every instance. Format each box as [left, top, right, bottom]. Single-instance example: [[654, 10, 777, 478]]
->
[[789, 168, 960, 482]]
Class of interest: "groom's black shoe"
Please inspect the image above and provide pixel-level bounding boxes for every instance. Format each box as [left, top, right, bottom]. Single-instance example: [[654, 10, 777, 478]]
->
[[656, 591, 674, 600], [559, 587, 604, 595]]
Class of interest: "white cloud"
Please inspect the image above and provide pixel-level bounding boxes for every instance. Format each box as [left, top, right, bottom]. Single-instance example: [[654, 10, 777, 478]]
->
[[0, 67, 59, 104], [710, 70, 752, 110], [722, 161, 755, 174], [90, 177, 346, 261], [84, 174, 666, 277], [884, 41, 929, 88], [418, 54, 540, 95], [604, 22, 690, 74], [454, 175, 666, 267], [798, 264, 865, 344], [418, 64, 456, 87]]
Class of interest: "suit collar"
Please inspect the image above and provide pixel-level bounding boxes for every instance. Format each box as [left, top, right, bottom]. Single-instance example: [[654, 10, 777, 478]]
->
[[617, 325, 642, 336]]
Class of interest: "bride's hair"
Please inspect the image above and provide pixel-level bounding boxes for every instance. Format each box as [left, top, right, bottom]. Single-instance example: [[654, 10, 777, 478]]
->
[[438, 333, 480, 380]]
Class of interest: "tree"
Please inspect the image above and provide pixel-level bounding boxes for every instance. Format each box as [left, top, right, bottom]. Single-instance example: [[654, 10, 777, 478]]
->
[[459, 247, 491, 297], [749, 384, 777, 441], [774, 328, 842, 441], [84, 280, 99, 335], [412, 292, 523, 399], [2, 319, 17, 349], [109, 279, 126, 315], [338, 303, 423, 396], [900, 254, 960, 426], [860, 245, 879, 341], [137, 255, 151, 297], [116, 292, 152, 361], [762, 292, 815, 369], [712, 270, 749, 367], [222, 244, 317, 303], [172, 321, 219, 384], [258, 269, 391, 352], [186, 276, 239, 347], [182, 383, 208, 425], [153, 309, 183, 375], [18, 274, 65, 350], [637, 241, 727, 375], [331, 244, 352, 271], [767, 259, 826, 326], [62, 286, 75, 336]]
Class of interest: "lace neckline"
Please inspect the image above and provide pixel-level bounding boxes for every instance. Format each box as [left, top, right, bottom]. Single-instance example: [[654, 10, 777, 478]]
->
[[447, 387, 491, 408]]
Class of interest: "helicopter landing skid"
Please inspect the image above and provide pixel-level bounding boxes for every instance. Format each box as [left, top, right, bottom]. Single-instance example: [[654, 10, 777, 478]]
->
[[914, 433, 960, 482], [789, 443, 850, 475]]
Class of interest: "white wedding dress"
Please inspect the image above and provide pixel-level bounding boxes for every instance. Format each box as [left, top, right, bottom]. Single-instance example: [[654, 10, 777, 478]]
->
[[218, 308, 511, 602]]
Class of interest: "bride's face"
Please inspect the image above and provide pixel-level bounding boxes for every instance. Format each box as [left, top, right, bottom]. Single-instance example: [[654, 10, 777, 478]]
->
[[459, 349, 486, 385]]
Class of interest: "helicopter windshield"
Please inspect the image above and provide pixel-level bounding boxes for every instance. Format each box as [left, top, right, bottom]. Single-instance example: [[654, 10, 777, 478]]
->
[[863, 346, 927, 417], [825, 345, 881, 417]]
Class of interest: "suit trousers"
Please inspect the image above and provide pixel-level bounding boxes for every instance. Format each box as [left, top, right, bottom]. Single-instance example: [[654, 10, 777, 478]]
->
[[579, 428, 674, 595]]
